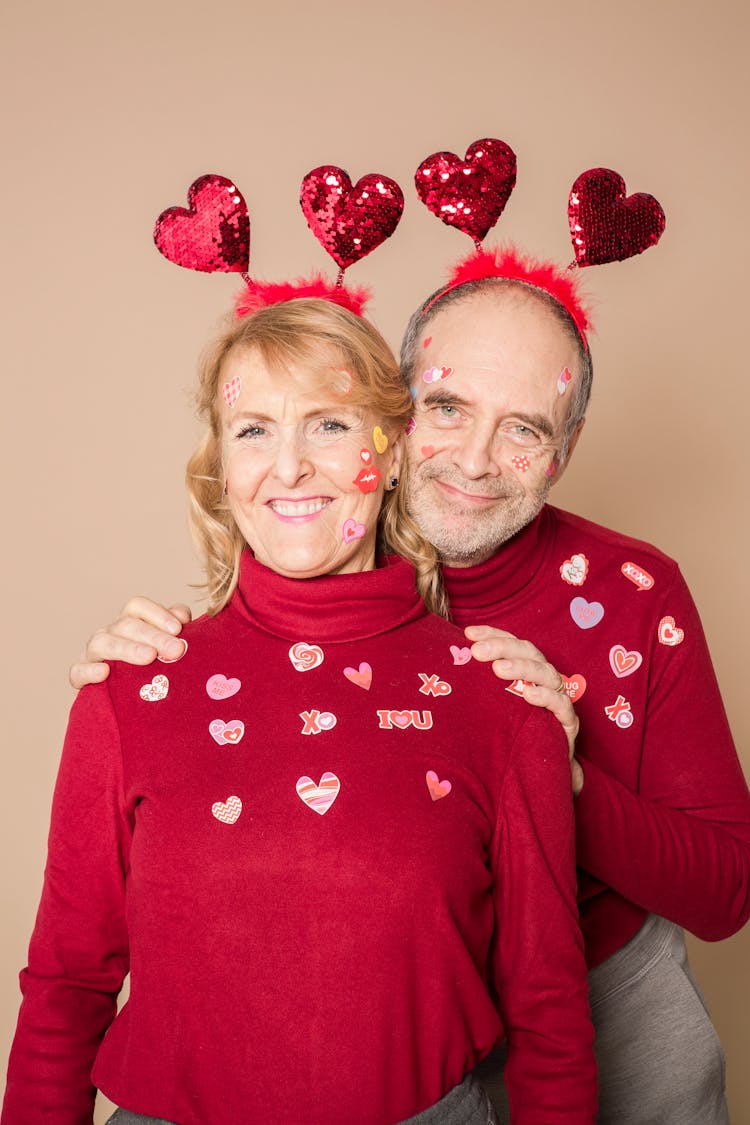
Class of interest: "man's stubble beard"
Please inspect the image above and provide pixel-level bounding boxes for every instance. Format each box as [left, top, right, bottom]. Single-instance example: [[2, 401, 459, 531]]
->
[[405, 462, 552, 567]]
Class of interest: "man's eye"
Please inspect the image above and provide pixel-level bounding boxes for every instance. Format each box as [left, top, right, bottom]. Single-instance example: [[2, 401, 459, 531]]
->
[[438, 405, 458, 418]]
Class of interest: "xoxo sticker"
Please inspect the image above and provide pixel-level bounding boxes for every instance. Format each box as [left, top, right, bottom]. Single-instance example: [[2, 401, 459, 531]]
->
[[621, 561, 655, 592]]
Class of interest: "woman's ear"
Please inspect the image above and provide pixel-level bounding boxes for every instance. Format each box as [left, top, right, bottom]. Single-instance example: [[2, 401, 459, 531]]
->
[[384, 431, 405, 487]]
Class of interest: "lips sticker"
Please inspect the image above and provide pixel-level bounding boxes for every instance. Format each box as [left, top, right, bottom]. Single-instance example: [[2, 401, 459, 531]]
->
[[342, 518, 366, 543], [139, 674, 169, 702], [570, 597, 604, 629], [296, 772, 341, 815], [560, 553, 589, 586], [609, 645, 643, 678], [658, 616, 685, 646], [288, 642, 324, 672], [209, 719, 245, 745], [352, 466, 381, 493]]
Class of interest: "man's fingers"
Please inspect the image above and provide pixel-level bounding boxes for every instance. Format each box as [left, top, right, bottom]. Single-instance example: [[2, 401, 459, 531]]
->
[[166, 603, 192, 626], [487, 655, 564, 691], [464, 624, 517, 642], [69, 661, 112, 690], [118, 596, 188, 636]]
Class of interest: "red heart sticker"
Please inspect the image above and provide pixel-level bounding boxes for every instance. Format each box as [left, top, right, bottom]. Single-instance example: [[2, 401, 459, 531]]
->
[[415, 138, 517, 244], [562, 674, 587, 702], [568, 168, 665, 267], [154, 174, 250, 273], [300, 166, 404, 270]]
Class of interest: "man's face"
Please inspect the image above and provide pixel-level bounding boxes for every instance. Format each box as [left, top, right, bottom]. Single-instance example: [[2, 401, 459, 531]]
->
[[404, 289, 582, 567]]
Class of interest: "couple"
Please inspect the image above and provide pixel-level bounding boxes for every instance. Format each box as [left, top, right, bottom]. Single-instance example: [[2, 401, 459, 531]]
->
[[5, 245, 749, 1124]]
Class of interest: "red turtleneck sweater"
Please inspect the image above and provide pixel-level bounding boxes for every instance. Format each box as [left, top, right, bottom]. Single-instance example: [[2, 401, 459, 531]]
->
[[443, 505, 750, 968], [3, 553, 596, 1125]]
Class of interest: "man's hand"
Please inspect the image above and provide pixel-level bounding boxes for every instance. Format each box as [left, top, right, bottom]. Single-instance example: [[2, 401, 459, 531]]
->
[[69, 598, 192, 690], [465, 624, 584, 796]]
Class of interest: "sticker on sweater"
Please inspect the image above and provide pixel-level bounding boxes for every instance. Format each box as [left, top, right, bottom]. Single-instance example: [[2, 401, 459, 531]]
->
[[344, 662, 372, 690], [373, 426, 388, 453], [342, 518, 366, 543], [212, 795, 242, 824], [604, 695, 634, 728], [426, 770, 452, 801], [557, 366, 573, 395], [206, 673, 241, 700], [569, 596, 604, 629], [511, 455, 530, 473], [422, 365, 453, 383], [562, 674, 587, 702], [418, 673, 452, 697], [449, 644, 472, 665], [222, 377, 241, 408], [377, 710, 433, 730], [296, 772, 340, 815], [560, 553, 589, 586], [139, 674, 169, 702], [209, 718, 245, 745], [352, 465, 381, 493], [158, 638, 189, 664], [621, 562, 655, 592], [609, 645, 643, 678], [658, 616, 685, 646], [300, 710, 337, 735], [289, 642, 324, 672]]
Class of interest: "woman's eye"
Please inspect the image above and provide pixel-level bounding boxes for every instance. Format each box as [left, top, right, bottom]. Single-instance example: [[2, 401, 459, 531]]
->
[[236, 424, 266, 439], [318, 417, 349, 434]]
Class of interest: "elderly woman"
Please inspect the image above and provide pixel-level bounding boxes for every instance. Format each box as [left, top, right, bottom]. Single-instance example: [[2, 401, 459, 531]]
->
[[3, 298, 595, 1125]]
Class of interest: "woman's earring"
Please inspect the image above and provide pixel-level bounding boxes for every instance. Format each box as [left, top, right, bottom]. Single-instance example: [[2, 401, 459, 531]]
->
[[389, 476, 399, 489]]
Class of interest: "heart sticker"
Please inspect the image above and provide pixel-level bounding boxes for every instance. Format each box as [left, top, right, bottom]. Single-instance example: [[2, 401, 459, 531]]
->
[[139, 674, 169, 702], [426, 770, 452, 801], [373, 427, 388, 453], [422, 365, 453, 384], [511, 455, 530, 473], [360, 448, 373, 463], [562, 674, 587, 702], [206, 673, 241, 700], [557, 367, 573, 395], [570, 597, 604, 629], [344, 662, 373, 690], [405, 417, 416, 435], [423, 336, 432, 348], [390, 711, 413, 728], [420, 445, 435, 459], [288, 642, 325, 672], [296, 772, 341, 815], [609, 645, 643, 678], [450, 645, 472, 665], [211, 795, 242, 824], [658, 616, 684, 646], [153, 174, 250, 273], [209, 719, 245, 746], [300, 166, 404, 269], [222, 377, 241, 408], [568, 168, 666, 268], [415, 138, 517, 244], [560, 553, 589, 587], [342, 518, 366, 543]]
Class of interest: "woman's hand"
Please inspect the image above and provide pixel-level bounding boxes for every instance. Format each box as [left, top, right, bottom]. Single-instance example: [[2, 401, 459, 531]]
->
[[69, 598, 192, 689], [465, 624, 584, 796]]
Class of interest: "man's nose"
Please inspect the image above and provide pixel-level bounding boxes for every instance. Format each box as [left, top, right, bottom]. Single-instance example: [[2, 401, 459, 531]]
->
[[450, 425, 500, 480]]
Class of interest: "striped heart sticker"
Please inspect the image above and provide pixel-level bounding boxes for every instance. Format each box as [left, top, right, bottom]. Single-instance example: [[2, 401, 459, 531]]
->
[[211, 795, 242, 824], [296, 772, 340, 815]]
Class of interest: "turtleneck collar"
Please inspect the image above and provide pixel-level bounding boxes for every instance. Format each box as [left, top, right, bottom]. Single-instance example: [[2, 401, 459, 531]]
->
[[229, 550, 427, 643], [442, 505, 557, 621]]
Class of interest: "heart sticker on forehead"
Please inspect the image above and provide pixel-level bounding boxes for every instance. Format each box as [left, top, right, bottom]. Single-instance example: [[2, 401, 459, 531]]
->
[[222, 377, 241, 408], [422, 366, 453, 384]]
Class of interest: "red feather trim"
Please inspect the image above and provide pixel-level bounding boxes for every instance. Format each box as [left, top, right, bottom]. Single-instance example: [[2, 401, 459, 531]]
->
[[236, 275, 370, 319], [429, 245, 592, 346]]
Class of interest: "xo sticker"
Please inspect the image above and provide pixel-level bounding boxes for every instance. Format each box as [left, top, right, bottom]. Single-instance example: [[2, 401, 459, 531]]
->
[[605, 695, 634, 728]]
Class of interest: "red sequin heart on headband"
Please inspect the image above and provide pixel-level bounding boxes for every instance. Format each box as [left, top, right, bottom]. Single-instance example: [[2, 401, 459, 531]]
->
[[300, 167, 404, 271], [153, 174, 250, 273], [568, 168, 665, 267], [415, 138, 517, 245]]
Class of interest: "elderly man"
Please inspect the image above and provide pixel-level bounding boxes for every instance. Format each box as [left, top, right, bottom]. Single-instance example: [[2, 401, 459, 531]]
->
[[72, 266, 750, 1124]]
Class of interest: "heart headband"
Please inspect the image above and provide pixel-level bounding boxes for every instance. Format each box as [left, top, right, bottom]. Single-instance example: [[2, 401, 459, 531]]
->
[[153, 168, 404, 317], [415, 138, 666, 342]]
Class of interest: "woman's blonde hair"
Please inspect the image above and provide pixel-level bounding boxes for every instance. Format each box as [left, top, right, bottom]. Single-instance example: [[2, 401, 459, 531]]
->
[[186, 298, 447, 616]]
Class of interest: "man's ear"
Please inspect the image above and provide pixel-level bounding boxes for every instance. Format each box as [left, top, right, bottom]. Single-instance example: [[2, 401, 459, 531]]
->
[[552, 417, 585, 484]]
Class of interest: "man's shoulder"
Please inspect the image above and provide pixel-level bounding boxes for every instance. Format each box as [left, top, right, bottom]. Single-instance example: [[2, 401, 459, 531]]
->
[[547, 505, 680, 579]]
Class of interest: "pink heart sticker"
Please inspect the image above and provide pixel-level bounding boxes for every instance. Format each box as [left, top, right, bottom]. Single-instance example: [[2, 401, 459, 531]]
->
[[658, 616, 685, 646], [222, 377, 241, 408], [450, 645, 472, 665], [208, 719, 245, 745], [390, 711, 412, 728], [569, 597, 604, 630], [206, 673, 242, 700], [342, 518, 366, 543], [344, 662, 373, 690], [211, 794, 242, 824], [139, 674, 169, 702], [296, 772, 341, 815], [426, 770, 452, 801], [288, 642, 324, 672], [609, 645, 643, 678]]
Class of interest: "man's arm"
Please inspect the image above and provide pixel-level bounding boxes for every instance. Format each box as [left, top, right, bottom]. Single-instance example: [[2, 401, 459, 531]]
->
[[70, 598, 191, 688]]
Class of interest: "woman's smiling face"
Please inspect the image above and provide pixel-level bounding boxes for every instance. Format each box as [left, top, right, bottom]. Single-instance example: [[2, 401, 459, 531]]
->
[[221, 345, 401, 579]]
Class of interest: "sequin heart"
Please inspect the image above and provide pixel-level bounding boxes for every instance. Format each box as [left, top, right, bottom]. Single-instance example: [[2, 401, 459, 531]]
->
[[450, 645, 472, 665], [222, 377, 241, 407], [139, 674, 169, 702], [344, 662, 372, 690], [342, 518, 366, 543], [212, 795, 242, 824], [609, 645, 643, 678], [426, 770, 452, 801], [658, 616, 684, 646], [289, 642, 325, 672], [206, 674, 241, 700], [296, 772, 341, 815], [568, 168, 666, 267], [415, 138, 517, 244], [300, 166, 404, 270], [570, 597, 605, 629], [209, 719, 245, 745], [153, 174, 250, 273]]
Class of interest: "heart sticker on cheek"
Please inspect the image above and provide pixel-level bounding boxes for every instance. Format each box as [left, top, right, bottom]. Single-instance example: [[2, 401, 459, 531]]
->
[[421, 445, 435, 458], [373, 427, 388, 453], [405, 417, 416, 435], [511, 455, 530, 473], [423, 336, 432, 348], [222, 377, 241, 408], [342, 518, 366, 542], [360, 448, 373, 464]]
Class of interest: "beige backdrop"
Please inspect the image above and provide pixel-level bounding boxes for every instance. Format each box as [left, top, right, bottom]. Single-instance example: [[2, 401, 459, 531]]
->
[[2, 0, 748, 1119]]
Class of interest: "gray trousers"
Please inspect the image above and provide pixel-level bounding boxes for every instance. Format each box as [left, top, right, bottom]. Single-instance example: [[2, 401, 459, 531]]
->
[[475, 913, 730, 1124], [106, 1071, 498, 1125]]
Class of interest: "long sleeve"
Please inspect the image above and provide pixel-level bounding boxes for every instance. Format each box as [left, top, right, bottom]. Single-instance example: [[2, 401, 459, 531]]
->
[[575, 568, 750, 941], [2, 684, 132, 1125], [491, 708, 597, 1124]]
